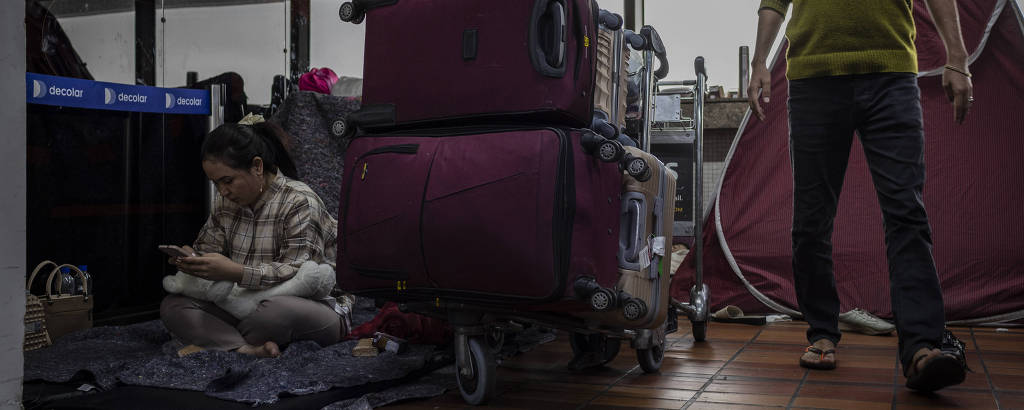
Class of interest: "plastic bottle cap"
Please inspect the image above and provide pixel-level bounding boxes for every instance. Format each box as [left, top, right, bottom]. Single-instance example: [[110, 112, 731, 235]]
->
[[78, 265, 88, 271], [60, 267, 71, 273]]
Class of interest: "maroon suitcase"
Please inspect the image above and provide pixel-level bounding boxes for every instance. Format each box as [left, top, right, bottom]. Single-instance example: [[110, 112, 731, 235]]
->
[[343, 0, 598, 130], [337, 127, 623, 303]]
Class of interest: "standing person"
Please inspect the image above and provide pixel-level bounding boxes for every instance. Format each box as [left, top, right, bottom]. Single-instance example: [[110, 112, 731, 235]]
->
[[746, 0, 972, 391], [160, 116, 348, 357]]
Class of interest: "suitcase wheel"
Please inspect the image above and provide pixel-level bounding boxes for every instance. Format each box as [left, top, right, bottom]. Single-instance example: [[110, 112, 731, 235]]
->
[[621, 298, 648, 321], [637, 343, 664, 373], [456, 336, 496, 405], [692, 320, 709, 342], [622, 154, 652, 182], [351, 10, 365, 24], [597, 139, 625, 163], [338, 2, 356, 22], [589, 288, 617, 312]]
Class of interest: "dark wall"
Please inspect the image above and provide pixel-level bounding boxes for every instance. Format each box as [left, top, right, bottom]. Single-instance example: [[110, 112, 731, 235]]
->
[[27, 105, 210, 323]]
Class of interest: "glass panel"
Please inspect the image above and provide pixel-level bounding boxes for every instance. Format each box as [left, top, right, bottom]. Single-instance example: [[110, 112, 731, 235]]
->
[[30, 0, 134, 83], [309, 0, 365, 81], [157, 1, 289, 106]]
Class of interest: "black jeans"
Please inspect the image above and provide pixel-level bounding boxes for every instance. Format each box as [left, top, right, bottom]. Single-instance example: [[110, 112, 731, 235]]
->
[[787, 72, 945, 369]]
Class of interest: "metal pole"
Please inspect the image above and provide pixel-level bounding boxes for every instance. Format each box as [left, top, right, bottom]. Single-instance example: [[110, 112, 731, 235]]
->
[[640, 48, 655, 152], [693, 59, 706, 286], [738, 46, 749, 99], [205, 84, 225, 217]]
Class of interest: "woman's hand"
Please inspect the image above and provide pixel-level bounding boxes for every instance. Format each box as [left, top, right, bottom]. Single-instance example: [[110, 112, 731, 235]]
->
[[167, 245, 198, 271], [177, 249, 243, 283]]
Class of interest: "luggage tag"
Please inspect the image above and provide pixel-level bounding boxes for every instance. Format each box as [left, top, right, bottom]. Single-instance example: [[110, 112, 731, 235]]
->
[[651, 236, 666, 279]]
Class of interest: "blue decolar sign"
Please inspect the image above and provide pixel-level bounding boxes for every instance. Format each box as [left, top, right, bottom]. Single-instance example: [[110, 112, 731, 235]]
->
[[26, 73, 211, 115]]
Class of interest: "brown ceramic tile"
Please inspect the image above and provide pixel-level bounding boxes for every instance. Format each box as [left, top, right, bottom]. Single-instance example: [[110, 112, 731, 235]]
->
[[602, 385, 696, 400], [497, 386, 597, 405], [893, 387, 998, 409], [791, 397, 891, 409], [990, 373, 1024, 391], [805, 363, 897, 384], [731, 347, 806, 366], [693, 391, 792, 407], [973, 333, 1024, 353], [838, 332, 900, 348], [615, 373, 710, 390], [997, 390, 1024, 408], [797, 381, 893, 403], [753, 327, 809, 345], [979, 351, 1024, 376], [666, 341, 744, 361], [513, 381, 609, 394], [381, 325, 1024, 409], [719, 360, 807, 380], [588, 394, 687, 409], [687, 403, 782, 410], [657, 357, 726, 375], [988, 366, 1024, 377], [703, 378, 800, 396]]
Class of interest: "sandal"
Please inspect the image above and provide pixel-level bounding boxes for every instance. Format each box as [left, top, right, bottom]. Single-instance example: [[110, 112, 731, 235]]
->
[[905, 330, 969, 392], [799, 345, 837, 370]]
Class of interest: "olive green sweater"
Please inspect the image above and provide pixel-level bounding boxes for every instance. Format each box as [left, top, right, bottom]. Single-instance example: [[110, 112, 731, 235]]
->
[[759, 0, 918, 80]]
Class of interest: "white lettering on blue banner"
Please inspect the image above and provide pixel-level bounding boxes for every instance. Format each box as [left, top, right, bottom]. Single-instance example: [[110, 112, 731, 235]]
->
[[26, 73, 209, 115]]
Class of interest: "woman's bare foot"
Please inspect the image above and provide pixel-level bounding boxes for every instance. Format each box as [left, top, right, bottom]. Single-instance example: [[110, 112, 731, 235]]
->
[[236, 341, 281, 358], [799, 338, 837, 370]]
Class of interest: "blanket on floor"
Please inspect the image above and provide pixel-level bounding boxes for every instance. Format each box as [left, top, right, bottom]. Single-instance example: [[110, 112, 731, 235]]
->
[[23, 298, 446, 406]]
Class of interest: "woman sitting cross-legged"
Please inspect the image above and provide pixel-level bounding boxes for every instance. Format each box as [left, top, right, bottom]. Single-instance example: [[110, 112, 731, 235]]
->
[[160, 117, 346, 357]]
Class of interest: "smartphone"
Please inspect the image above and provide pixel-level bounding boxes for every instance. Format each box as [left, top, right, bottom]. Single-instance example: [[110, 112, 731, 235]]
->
[[158, 245, 196, 258]]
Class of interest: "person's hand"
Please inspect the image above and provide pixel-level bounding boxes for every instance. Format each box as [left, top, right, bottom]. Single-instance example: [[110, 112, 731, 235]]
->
[[166, 245, 198, 270], [747, 63, 772, 120], [942, 65, 973, 125], [177, 251, 242, 282]]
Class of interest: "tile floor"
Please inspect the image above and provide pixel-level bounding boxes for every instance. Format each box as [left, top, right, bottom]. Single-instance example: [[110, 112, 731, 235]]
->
[[385, 320, 1024, 409]]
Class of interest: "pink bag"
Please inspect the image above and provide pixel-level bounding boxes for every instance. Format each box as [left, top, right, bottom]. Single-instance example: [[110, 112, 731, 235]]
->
[[298, 67, 339, 94]]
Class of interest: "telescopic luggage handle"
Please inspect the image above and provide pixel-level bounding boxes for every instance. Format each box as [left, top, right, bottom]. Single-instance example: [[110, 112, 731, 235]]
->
[[529, 0, 568, 78], [640, 26, 669, 80]]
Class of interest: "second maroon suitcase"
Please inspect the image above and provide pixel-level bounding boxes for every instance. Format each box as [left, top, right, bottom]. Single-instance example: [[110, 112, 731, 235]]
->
[[342, 0, 598, 130], [337, 127, 623, 303]]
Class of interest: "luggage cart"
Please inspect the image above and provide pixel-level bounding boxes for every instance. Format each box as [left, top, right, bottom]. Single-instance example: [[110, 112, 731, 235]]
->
[[649, 58, 712, 342], [429, 27, 682, 406], [337, 19, 684, 407]]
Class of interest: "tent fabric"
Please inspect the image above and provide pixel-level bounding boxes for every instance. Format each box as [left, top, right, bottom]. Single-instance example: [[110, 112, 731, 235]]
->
[[672, 0, 1024, 324]]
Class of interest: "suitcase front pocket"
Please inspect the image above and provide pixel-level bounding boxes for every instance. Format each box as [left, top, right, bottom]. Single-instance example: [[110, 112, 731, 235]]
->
[[343, 141, 433, 280]]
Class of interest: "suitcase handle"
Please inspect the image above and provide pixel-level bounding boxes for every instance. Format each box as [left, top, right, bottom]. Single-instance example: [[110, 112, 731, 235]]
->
[[598, 9, 623, 30], [640, 26, 670, 80], [619, 194, 647, 269], [529, 0, 568, 78]]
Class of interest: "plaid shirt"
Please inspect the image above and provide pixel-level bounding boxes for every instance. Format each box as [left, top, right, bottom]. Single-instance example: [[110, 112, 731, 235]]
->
[[194, 174, 338, 289]]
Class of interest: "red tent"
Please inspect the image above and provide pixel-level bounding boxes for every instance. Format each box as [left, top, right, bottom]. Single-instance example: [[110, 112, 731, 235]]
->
[[672, 0, 1024, 324]]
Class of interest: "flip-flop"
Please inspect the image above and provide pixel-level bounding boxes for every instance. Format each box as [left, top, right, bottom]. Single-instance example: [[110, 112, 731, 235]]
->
[[799, 345, 837, 370]]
